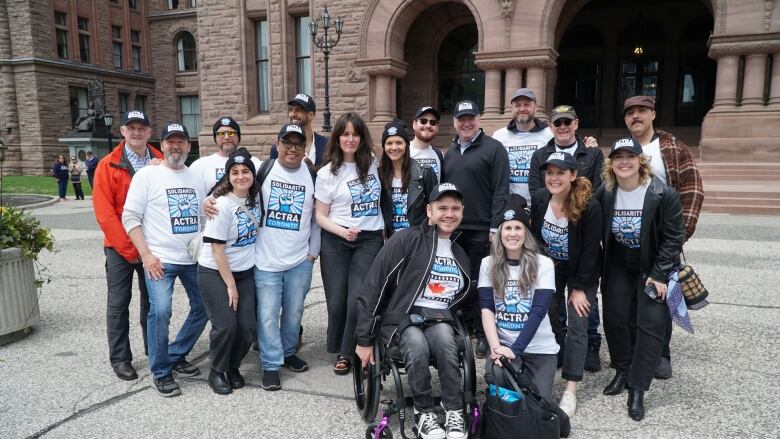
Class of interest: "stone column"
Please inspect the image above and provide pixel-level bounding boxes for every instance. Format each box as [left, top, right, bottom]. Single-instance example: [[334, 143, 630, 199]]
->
[[504, 68, 522, 113], [712, 55, 740, 110], [526, 67, 548, 115], [483, 69, 502, 116], [374, 75, 393, 121], [770, 54, 780, 108], [741, 53, 768, 108]]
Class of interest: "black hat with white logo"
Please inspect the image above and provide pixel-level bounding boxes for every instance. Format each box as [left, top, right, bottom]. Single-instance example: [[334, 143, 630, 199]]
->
[[381, 120, 410, 147], [452, 100, 480, 118], [224, 147, 256, 178], [414, 106, 441, 121], [278, 123, 306, 141], [499, 194, 531, 229], [160, 122, 189, 140], [288, 93, 316, 113], [540, 151, 578, 171], [122, 110, 150, 127], [609, 137, 643, 157], [429, 182, 464, 203], [212, 116, 241, 142]]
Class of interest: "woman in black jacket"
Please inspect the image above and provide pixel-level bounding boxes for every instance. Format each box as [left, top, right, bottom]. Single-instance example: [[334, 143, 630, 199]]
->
[[379, 120, 436, 238], [530, 152, 602, 418], [598, 138, 684, 422]]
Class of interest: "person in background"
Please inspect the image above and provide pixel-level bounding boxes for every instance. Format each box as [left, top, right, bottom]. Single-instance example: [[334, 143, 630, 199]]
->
[[70, 156, 86, 200], [51, 155, 69, 201], [85, 151, 99, 188]]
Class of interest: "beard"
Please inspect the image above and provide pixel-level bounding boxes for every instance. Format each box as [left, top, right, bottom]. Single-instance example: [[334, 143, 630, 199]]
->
[[165, 152, 187, 168], [515, 111, 535, 125]]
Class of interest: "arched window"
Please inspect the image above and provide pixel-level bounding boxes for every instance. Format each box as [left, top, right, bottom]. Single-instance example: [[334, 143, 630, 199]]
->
[[437, 24, 483, 114], [176, 32, 197, 72]]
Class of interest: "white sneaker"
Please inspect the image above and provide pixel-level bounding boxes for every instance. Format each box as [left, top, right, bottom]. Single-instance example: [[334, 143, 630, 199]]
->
[[444, 409, 467, 439], [559, 390, 577, 417], [415, 409, 445, 439]]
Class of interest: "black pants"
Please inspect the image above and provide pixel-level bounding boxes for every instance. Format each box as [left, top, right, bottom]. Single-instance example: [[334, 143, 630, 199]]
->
[[602, 259, 668, 391], [453, 229, 490, 340], [87, 170, 95, 188], [197, 266, 257, 373], [320, 229, 383, 357], [105, 247, 149, 366], [71, 181, 84, 200]]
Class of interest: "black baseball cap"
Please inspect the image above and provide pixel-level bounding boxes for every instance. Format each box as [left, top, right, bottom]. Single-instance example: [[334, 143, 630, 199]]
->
[[452, 100, 480, 118], [540, 151, 578, 171], [414, 106, 441, 121], [288, 93, 316, 113], [550, 105, 578, 122], [160, 122, 189, 140], [278, 123, 306, 141], [609, 137, 643, 157], [429, 182, 464, 203], [510, 88, 537, 103], [122, 110, 150, 127]]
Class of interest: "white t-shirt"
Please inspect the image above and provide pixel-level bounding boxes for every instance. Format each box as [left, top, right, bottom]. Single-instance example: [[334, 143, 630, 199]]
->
[[189, 153, 262, 196], [478, 254, 558, 355], [542, 204, 569, 261], [124, 165, 204, 265], [255, 162, 317, 272], [612, 182, 649, 249], [642, 137, 667, 183], [492, 125, 554, 203], [415, 238, 464, 310], [410, 145, 441, 183], [198, 193, 259, 272], [314, 162, 384, 231], [390, 178, 410, 231]]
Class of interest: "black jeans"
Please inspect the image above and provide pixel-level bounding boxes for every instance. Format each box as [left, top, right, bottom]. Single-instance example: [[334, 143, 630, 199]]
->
[[453, 229, 490, 340], [104, 247, 149, 366], [602, 258, 669, 391], [197, 266, 257, 373], [87, 170, 95, 188], [71, 181, 84, 200], [320, 229, 383, 358]]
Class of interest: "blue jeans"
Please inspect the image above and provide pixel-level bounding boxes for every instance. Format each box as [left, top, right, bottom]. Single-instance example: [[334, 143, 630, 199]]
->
[[255, 259, 314, 371], [56, 178, 68, 199], [145, 263, 208, 379]]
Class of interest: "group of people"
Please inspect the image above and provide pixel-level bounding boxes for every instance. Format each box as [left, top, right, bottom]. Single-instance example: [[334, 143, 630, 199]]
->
[[51, 151, 98, 201], [90, 87, 702, 438]]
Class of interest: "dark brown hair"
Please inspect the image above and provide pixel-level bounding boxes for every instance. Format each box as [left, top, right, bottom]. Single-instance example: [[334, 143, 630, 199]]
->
[[324, 112, 374, 182], [379, 136, 411, 193], [212, 165, 260, 208]]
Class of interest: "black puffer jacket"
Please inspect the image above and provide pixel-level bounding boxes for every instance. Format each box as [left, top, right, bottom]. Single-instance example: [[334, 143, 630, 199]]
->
[[597, 177, 684, 285], [380, 160, 437, 237], [355, 224, 471, 347]]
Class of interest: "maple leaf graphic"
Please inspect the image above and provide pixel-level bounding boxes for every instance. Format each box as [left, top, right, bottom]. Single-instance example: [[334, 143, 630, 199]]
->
[[428, 282, 445, 295]]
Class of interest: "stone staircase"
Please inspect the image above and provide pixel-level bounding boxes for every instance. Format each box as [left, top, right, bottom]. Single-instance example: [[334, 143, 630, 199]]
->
[[700, 162, 780, 215]]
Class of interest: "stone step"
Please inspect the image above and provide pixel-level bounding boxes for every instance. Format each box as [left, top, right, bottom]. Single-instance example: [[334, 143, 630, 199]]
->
[[703, 196, 780, 207], [702, 204, 780, 215], [702, 173, 780, 181]]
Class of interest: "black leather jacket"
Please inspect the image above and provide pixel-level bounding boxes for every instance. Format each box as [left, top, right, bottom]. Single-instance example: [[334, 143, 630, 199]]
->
[[528, 136, 605, 195], [380, 160, 437, 237], [355, 224, 471, 347], [597, 177, 684, 284]]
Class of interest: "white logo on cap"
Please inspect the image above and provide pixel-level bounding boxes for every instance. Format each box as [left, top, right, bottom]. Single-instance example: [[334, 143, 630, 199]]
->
[[295, 93, 309, 102], [234, 156, 245, 164], [615, 138, 634, 148], [549, 152, 566, 161], [421, 106, 432, 112], [286, 125, 303, 134], [504, 210, 516, 221], [167, 124, 184, 131], [128, 111, 144, 119], [387, 127, 398, 136], [220, 118, 231, 125], [438, 183, 457, 192], [458, 102, 473, 111]]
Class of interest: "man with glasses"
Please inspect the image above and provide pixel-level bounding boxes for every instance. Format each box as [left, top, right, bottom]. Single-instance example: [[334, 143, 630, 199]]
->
[[410, 106, 446, 182], [270, 93, 328, 167], [254, 124, 320, 390], [190, 116, 261, 197]]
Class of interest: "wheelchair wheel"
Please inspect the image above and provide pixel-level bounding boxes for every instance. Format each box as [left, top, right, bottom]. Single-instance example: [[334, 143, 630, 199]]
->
[[353, 341, 382, 422], [364, 422, 393, 439], [455, 314, 478, 397]]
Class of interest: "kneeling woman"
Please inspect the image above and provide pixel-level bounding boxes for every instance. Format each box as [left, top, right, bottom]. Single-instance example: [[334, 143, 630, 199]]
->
[[378, 120, 437, 237], [479, 194, 558, 402], [530, 152, 602, 417], [197, 148, 260, 394], [599, 138, 684, 421]]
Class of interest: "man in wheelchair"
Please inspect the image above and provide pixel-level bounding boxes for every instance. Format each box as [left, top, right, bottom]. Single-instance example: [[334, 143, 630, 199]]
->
[[356, 183, 471, 439]]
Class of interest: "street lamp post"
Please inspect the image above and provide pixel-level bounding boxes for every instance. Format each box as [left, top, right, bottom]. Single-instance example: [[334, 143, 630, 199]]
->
[[309, 6, 343, 133], [103, 113, 114, 150], [0, 138, 6, 210]]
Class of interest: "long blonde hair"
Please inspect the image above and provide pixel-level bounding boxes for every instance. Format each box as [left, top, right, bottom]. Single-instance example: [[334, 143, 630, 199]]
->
[[602, 153, 653, 190], [488, 222, 540, 300]]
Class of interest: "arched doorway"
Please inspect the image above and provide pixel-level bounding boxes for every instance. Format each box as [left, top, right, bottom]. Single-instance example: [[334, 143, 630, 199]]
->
[[554, 0, 715, 142]]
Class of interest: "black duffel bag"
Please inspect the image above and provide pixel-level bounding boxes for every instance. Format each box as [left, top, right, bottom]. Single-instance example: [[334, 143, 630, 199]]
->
[[479, 357, 570, 439]]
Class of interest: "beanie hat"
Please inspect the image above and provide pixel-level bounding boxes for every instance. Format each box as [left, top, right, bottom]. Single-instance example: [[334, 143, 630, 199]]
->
[[381, 119, 410, 147], [224, 147, 256, 178], [213, 116, 241, 142], [499, 194, 531, 229]]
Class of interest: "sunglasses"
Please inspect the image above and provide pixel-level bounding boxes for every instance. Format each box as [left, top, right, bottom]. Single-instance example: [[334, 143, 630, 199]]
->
[[281, 141, 306, 152], [552, 119, 574, 127], [216, 130, 237, 138], [416, 118, 438, 126]]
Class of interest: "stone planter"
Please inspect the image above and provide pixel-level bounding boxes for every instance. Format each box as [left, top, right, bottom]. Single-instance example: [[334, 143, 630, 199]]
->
[[0, 247, 40, 336]]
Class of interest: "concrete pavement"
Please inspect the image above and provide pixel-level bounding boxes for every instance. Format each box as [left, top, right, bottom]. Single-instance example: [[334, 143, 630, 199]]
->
[[1, 198, 779, 438]]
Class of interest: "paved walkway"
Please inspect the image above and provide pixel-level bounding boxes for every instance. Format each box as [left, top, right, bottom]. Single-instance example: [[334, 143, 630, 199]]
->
[[1, 199, 779, 438]]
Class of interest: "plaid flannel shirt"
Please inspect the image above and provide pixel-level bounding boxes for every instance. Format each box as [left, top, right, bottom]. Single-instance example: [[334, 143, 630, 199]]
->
[[657, 130, 704, 241]]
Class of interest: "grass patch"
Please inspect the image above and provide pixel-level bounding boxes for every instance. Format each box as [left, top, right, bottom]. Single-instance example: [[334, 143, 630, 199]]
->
[[0, 176, 93, 197]]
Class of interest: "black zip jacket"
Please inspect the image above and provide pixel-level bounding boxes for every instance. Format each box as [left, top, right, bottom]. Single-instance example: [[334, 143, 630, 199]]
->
[[530, 189, 603, 290], [528, 136, 605, 195], [355, 224, 471, 347], [597, 177, 684, 285], [443, 129, 510, 230], [380, 160, 437, 237]]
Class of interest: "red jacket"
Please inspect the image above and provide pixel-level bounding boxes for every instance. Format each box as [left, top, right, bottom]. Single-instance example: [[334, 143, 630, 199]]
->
[[93, 141, 163, 262]]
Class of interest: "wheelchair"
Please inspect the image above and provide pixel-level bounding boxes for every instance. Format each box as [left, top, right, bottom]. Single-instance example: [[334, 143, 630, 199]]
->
[[353, 311, 480, 439]]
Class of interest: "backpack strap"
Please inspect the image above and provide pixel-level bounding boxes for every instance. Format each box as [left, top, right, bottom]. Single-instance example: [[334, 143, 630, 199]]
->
[[256, 158, 276, 226]]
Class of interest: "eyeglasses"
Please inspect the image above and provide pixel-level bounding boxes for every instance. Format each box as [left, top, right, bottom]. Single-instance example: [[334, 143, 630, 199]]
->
[[217, 130, 237, 138], [281, 141, 306, 152], [552, 119, 574, 127], [416, 118, 438, 126]]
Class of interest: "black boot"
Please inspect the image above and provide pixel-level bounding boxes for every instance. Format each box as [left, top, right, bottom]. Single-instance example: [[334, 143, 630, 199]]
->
[[602, 373, 628, 395], [627, 388, 645, 421], [208, 369, 233, 395]]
